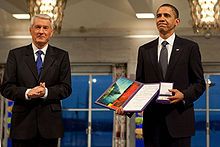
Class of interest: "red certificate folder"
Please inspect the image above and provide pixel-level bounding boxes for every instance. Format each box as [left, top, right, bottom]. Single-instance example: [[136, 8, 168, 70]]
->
[[95, 77, 160, 112]]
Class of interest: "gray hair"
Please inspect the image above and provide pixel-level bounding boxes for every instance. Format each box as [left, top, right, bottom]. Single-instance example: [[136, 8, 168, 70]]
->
[[30, 14, 54, 29]]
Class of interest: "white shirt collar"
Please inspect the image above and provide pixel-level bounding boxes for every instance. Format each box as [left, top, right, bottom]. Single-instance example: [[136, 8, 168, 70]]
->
[[32, 43, 48, 55], [158, 33, 175, 46]]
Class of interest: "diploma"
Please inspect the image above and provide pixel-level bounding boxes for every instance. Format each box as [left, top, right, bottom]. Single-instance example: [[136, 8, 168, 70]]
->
[[123, 84, 159, 111], [95, 77, 160, 112]]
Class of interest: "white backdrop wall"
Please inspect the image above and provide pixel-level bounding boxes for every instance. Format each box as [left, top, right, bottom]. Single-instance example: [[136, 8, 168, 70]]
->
[[0, 36, 219, 76]]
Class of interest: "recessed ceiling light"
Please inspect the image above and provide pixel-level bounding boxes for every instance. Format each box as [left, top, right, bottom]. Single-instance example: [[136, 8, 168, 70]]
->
[[126, 35, 158, 38], [12, 14, 30, 20], [136, 13, 155, 19]]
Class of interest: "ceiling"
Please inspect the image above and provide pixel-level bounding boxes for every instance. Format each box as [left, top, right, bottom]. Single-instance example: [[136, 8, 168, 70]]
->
[[0, 0, 195, 37]]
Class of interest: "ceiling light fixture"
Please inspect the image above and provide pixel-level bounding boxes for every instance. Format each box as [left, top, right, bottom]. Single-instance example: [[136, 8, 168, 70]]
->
[[188, 0, 220, 37], [12, 14, 30, 19], [136, 13, 155, 19], [28, 0, 67, 34]]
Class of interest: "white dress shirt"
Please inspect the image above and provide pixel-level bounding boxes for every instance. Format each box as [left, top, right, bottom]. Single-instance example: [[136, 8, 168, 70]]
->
[[25, 43, 49, 100], [157, 33, 176, 63]]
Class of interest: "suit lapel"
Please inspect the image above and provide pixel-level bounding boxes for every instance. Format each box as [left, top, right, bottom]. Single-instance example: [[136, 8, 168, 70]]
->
[[24, 45, 39, 80], [149, 39, 163, 80], [39, 45, 56, 80], [166, 36, 183, 80]]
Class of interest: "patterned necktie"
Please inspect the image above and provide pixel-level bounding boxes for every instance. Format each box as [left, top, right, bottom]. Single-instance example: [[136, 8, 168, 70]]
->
[[36, 50, 43, 75], [159, 41, 168, 78]]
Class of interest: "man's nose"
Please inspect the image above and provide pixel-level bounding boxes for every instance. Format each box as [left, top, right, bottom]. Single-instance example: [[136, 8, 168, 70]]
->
[[38, 27, 45, 33], [158, 17, 166, 23], [160, 15, 166, 20]]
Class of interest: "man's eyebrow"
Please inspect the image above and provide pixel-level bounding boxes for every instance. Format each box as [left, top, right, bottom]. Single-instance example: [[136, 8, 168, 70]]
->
[[157, 12, 171, 16]]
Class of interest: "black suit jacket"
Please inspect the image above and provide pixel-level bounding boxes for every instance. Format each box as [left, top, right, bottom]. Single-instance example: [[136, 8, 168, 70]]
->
[[136, 35, 205, 137], [0, 44, 72, 139]]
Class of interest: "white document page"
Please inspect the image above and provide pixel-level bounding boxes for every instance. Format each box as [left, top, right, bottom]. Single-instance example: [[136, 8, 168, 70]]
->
[[123, 84, 159, 111]]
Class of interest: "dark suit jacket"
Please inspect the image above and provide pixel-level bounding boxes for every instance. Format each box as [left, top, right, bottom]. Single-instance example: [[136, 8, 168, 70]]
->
[[136, 35, 205, 138], [0, 44, 72, 139]]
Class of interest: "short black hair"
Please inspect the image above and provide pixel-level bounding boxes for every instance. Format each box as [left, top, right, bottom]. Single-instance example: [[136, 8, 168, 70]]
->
[[157, 3, 179, 18]]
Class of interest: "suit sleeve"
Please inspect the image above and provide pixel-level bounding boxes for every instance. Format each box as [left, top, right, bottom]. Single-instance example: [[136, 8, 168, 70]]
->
[[182, 43, 206, 105], [0, 50, 27, 100], [136, 46, 145, 83], [47, 51, 72, 100]]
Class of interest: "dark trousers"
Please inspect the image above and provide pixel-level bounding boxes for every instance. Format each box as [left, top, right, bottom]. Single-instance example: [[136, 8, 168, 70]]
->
[[143, 119, 191, 147], [12, 137, 58, 147]]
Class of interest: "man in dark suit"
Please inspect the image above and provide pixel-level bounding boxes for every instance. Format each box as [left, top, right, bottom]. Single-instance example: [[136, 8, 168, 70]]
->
[[0, 14, 72, 147], [117, 3, 205, 147]]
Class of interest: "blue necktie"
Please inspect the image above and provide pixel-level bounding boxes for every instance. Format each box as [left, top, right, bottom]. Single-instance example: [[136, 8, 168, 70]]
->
[[36, 50, 43, 75], [159, 41, 168, 78]]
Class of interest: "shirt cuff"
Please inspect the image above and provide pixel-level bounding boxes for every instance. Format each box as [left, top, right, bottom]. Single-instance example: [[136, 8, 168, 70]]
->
[[41, 87, 48, 99], [25, 89, 32, 100]]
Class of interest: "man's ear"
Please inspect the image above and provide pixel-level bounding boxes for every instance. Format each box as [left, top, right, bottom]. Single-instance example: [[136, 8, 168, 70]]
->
[[175, 18, 180, 25], [50, 30, 54, 37]]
